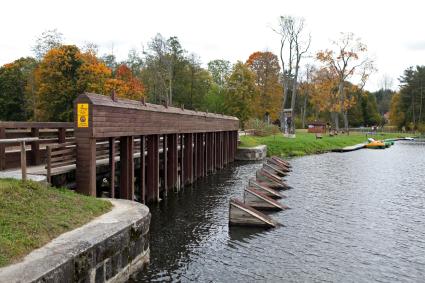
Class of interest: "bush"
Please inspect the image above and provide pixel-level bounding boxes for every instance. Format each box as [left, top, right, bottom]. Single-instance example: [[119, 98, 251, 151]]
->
[[245, 118, 280, 137]]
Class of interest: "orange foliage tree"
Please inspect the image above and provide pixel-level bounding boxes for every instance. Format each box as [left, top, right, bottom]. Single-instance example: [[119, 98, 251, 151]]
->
[[316, 32, 374, 130], [107, 64, 145, 100], [246, 51, 282, 121]]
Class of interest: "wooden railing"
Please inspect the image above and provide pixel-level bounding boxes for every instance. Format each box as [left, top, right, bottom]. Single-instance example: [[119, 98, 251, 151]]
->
[[45, 142, 76, 183], [0, 122, 73, 170]]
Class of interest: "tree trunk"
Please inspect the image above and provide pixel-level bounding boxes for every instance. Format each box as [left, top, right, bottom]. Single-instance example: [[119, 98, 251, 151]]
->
[[302, 93, 308, 128], [337, 81, 345, 131], [280, 76, 289, 132], [343, 111, 349, 134], [331, 112, 339, 131]]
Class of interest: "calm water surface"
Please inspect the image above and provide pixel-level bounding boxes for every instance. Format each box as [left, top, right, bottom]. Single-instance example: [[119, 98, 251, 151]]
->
[[134, 142, 425, 282]]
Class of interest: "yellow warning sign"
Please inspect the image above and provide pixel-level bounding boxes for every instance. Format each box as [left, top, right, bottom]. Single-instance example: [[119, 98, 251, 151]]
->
[[77, 103, 89, 128]]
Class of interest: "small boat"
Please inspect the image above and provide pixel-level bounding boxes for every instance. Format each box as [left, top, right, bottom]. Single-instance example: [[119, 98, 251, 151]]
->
[[365, 140, 386, 149], [383, 140, 393, 147]]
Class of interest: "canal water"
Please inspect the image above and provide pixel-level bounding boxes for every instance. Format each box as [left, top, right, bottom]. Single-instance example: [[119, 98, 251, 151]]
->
[[134, 141, 425, 282]]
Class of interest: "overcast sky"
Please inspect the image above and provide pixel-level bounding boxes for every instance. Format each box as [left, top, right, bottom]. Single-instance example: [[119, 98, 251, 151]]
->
[[1, 0, 424, 91]]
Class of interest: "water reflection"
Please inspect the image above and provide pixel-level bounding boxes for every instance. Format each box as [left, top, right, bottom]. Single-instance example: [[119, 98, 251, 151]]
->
[[133, 142, 425, 282]]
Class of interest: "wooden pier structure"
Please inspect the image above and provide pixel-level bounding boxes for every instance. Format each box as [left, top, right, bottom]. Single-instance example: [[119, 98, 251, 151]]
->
[[74, 93, 239, 202], [0, 93, 239, 203]]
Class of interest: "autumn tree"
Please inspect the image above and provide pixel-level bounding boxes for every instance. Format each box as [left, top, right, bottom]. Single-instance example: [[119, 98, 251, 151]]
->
[[316, 32, 374, 131], [0, 57, 38, 120], [389, 92, 405, 128], [35, 45, 111, 121], [309, 67, 340, 117], [246, 51, 282, 121], [274, 16, 311, 135], [223, 62, 258, 128]]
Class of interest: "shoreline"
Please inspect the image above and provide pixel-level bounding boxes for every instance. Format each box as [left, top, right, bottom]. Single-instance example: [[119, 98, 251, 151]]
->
[[239, 131, 408, 158]]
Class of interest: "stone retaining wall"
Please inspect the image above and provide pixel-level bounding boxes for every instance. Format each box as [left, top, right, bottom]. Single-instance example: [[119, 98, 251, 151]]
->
[[236, 145, 267, 161], [0, 199, 150, 283]]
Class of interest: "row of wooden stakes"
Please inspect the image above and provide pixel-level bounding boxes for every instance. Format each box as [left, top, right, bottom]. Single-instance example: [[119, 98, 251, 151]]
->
[[229, 156, 292, 228]]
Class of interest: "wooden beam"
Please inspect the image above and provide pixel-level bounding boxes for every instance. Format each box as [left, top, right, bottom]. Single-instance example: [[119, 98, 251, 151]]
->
[[200, 133, 205, 177], [183, 133, 193, 185], [108, 137, 116, 198], [167, 133, 178, 190], [193, 133, 198, 180], [180, 134, 184, 189], [196, 133, 203, 178], [139, 136, 146, 204], [0, 127, 5, 171], [20, 141, 27, 181], [120, 136, 134, 200], [0, 121, 73, 129], [76, 137, 97, 196], [58, 128, 66, 143], [163, 134, 168, 196], [146, 134, 159, 202], [30, 128, 40, 165], [220, 132, 224, 169]]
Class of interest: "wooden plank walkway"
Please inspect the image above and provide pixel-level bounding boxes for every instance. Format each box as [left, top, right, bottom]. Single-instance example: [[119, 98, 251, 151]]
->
[[0, 152, 143, 181]]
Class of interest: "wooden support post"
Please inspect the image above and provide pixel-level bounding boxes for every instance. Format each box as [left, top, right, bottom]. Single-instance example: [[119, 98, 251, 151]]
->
[[180, 134, 184, 188], [234, 130, 238, 161], [220, 132, 224, 169], [206, 133, 210, 174], [211, 132, 215, 172], [108, 137, 116, 198], [197, 133, 203, 178], [0, 127, 5, 170], [230, 131, 235, 162], [193, 133, 198, 180], [225, 131, 229, 165], [215, 132, 219, 170], [76, 137, 97, 196], [201, 133, 206, 177], [120, 136, 134, 200], [205, 133, 209, 173], [210, 133, 213, 172], [167, 133, 178, 190], [58, 127, 66, 143], [147, 135, 159, 202], [20, 141, 27, 181], [163, 134, 168, 196], [183, 133, 193, 185], [139, 136, 146, 204], [31, 128, 40, 165], [46, 146, 52, 183]]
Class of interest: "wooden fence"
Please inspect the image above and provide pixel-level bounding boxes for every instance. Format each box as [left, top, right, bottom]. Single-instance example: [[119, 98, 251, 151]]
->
[[0, 122, 74, 170]]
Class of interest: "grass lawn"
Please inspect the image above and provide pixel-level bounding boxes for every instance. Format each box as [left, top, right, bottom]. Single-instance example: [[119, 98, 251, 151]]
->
[[0, 179, 112, 267], [239, 130, 407, 157]]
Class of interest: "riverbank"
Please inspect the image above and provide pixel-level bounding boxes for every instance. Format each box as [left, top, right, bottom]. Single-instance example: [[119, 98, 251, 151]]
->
[[239, 131, 407, 157], [0, 179, 112, 267]]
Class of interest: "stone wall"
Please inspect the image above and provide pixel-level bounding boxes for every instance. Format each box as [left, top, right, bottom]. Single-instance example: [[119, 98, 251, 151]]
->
[[236, 145, 267, 161], [0, 199, 150, 283]]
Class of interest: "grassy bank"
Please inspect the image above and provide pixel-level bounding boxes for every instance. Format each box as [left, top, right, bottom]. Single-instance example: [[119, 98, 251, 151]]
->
[[0, 179, 112, 267], [239, 131, 407, 157]]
